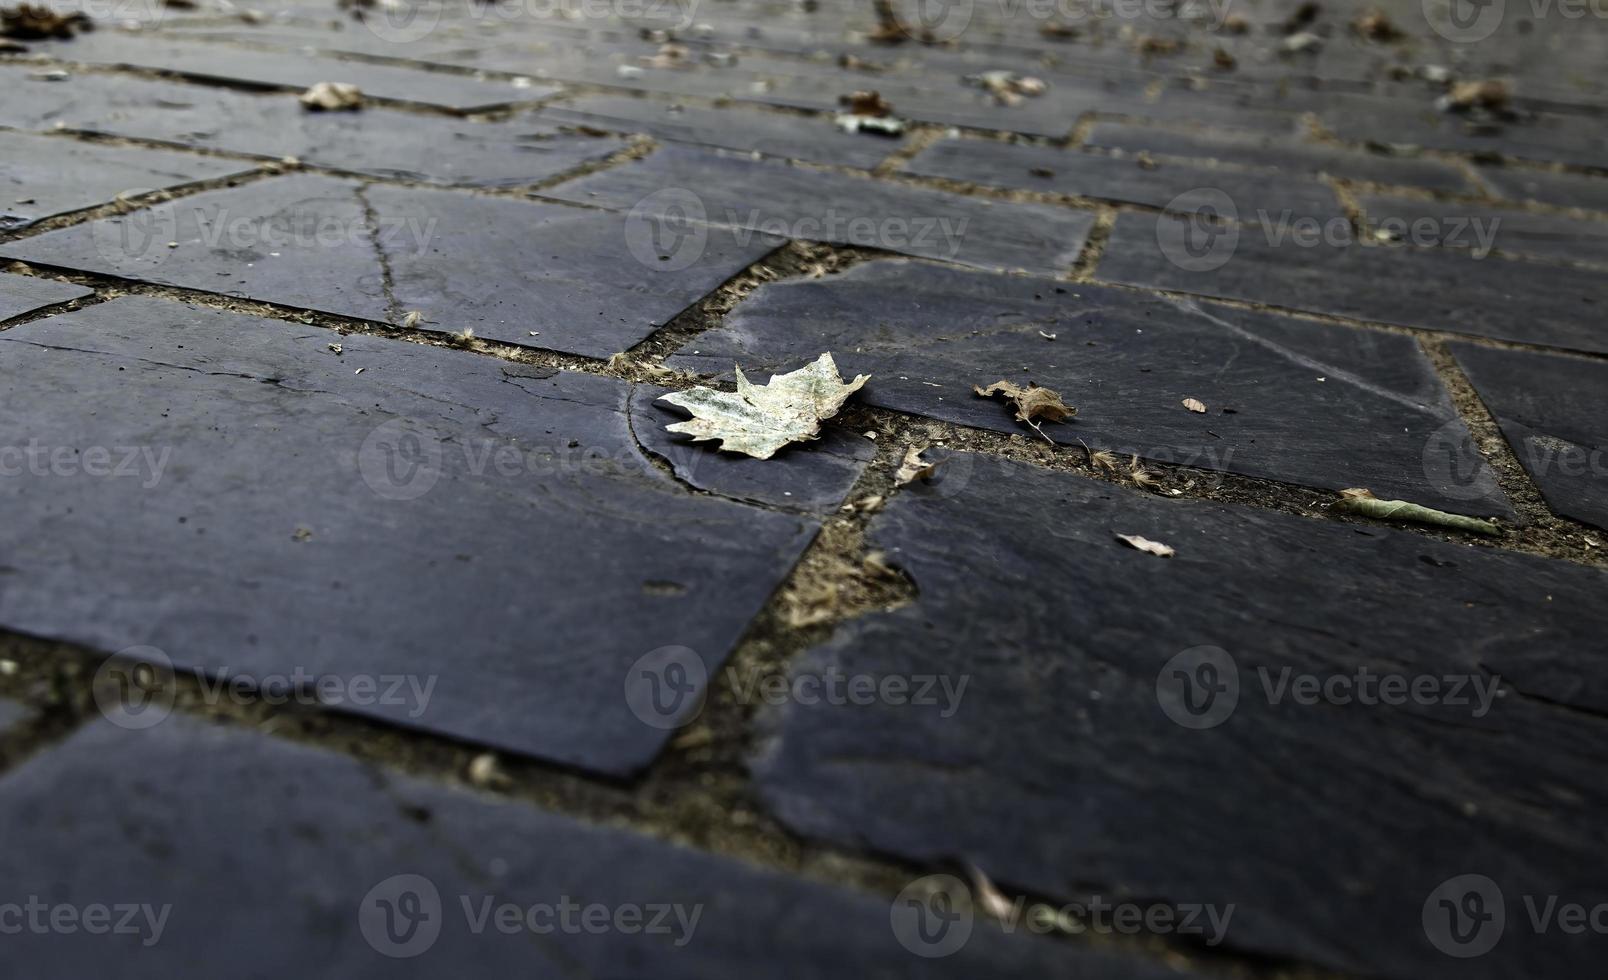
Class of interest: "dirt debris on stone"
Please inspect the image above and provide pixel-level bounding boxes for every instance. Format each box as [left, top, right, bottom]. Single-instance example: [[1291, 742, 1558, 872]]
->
[[1, 3, 91, 39], [894, 444, 941, 485], [658, 353, 870, 460], [1352, 7, 1402, 41]]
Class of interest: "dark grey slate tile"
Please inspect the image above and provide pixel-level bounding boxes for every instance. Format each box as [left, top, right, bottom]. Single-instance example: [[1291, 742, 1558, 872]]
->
[[0, 273, 91, 322], [0, 715, 1187, 979], [906, 137, 1343, 221], [1476, 166, 1608, 213], [0, 130, 257, 231], [755, 454, 1608, 980], [1452, 343, 1608, 532], [364, 183, 781, 355], [1095, 211, 1607, 354], [1083, 121, 1476, 194], [1355, 192, 1608, 265], [627, 385, 875, 514], [537, 94, 904, 170], [541, 144, 1096, 276], [0, 66, 623, 188], [30, 33, 549, 111], [0, 296, 819, 773], [1, 174, 392, 323], [666, 260, 1509, 515], [1312, 92, 1608, 170], [0, 176, 777, 357]]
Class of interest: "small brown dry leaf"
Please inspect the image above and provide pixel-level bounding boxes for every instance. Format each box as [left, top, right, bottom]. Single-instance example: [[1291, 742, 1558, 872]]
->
[[1116, 533, 1175, 557], [966, 70, 1045, 105], [840, 90, 892, 117], [659, 353, 869, 460], [974, 380, 1074, 442], [1220, 12, 1250, 33], [641, 42, 691, 69], [1353, 8, 1401, 40], [1, 3, 91, 39], [300, 82, 364, 112], [1182, 397, 1207, 413], [867, 0, 909, 43], [895, 444, 942, 485], [1039, 22, 1079, 39], [1212, 46, 1237, 71], [1136, 35, 1184, 57], [1439, 79, 1510, 114]]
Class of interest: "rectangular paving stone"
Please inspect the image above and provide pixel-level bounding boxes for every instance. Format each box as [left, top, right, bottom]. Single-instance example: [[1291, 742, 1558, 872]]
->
[[0, 175, 779, 356], [1476, 166, 1608, 213], [537, 94, 905, 170], [542, 144, 1097, 276], [906, 137, 1343, 222], [1355, 192, 1608, 265], [1311, 92, 1608, 170], [1452, 343, 1608, 532], [0, 130, 258, 231], [0, 273, 91, 322], [0, 716, 1188, 979], [1096, 211, 1608, 354], [1083, 121, 1476, 194], [755, 454, 1608, 980], [31, 33, 549, 112], [0, 296, 824, 774], [0, 66, 624, 188], [667, 259, 1510, 515]]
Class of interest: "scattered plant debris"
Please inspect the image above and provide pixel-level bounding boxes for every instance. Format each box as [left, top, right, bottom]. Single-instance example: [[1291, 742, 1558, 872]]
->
[[1039, 22, 1079, 40], [966, 864, 1016, 920], [895, 444, 941, 485], [965, 70, 1047, 106], [1437, 79, 1511, 114], [1127, 455, 1162, 491], [1136, 35, 1184, 57], [836, 113, 904, 136], [1, 3, 92, 39], [1212, 46, 1237, 71], [973, 380, 1074, 441], [1219, 12, 1250, 33], [1335, 488, 1501, 535], [300, 82, 364, 111], [1182, 397, 1207, 413], [1353, 7, 1401, 41], [840, 90, 893, 116], [1282, 31, 1323, 54], [658, 353, 870, 459], [1283, 1, 1321, 33], [467, 752, 510, 789], [1116, 533, 1175, 557]]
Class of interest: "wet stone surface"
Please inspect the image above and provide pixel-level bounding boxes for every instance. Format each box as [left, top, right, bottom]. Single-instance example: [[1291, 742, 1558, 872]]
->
[[755, 453, 1608, 980], [667, 260, 1509, 515], [1453, 343, 1608, 533], [0, 716, 1189, 979], [0, 296, 825, 774]]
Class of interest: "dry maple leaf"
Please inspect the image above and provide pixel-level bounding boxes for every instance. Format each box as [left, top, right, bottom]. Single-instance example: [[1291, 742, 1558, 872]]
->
[[1116, 533, 1175, 557], [658, 353, 869, 460], [300, 82, 364, 111], [974, 380, 1075, 441], [895, 444, 941, 485]]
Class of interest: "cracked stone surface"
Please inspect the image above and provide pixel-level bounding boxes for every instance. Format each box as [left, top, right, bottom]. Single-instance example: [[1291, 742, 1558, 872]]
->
[[0, 65, 625, 188], [1452, 343, 1608, 533], [537, 94, 906, 171], [755, 453, 1608, 980], [1096, 211, 1607, 354], [28, 33, 550, 111], [0, 130, 258, 231], [0, 272, 91, 321], [0, 175, 779, 356], [1082, 121, 1476, 194], [667, 260, 1509, 514], [540, 143, 1097, 275], [0, 716, 1189, 979], [906, 136, 1344, 221], [0, 296, 819, 773]]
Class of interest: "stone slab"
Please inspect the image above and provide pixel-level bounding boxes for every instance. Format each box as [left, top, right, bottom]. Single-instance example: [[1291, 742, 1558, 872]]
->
[[1354, 192, 1608, 265], [0, 296, 820, 773], [666, 260, 1510, 514], [0, 272, 91, 322], [1475, 167, 1608, 214], [755, 453, 1608, 980]]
